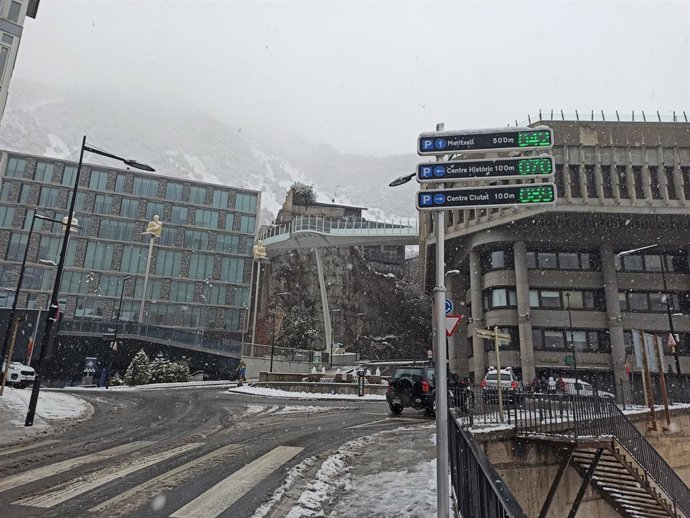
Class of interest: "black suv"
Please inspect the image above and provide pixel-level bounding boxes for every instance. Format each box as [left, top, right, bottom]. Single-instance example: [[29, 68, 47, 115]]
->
[[386, 365, 469, 416]]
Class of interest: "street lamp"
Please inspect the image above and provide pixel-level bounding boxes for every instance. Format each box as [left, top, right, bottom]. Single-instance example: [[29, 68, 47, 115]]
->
[[102, 275, 132, 388], [618, 244, 682, 375], [1, 213, 78, 373], [199, 276, 213, 346], [329, 308, 341, 369], [565, 292, 580, 395], [389, 122, 450, 518], [25, 136, 154, 426], [139, 215, 163, 323], [270, 291, 289, 373]]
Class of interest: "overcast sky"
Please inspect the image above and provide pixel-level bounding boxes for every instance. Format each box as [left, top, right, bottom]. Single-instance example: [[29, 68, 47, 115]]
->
[[13, 0, 690, 156]]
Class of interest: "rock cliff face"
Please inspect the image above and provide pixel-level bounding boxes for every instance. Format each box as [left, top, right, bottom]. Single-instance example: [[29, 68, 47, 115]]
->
[[257, 246, 431, 360]]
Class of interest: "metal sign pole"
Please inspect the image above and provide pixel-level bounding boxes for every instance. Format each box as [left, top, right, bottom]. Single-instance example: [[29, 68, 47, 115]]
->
[[494, 326, 504, 422]]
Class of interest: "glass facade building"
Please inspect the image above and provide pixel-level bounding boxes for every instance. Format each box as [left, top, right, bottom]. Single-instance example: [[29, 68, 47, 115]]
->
[[0, 150, 259, 340]]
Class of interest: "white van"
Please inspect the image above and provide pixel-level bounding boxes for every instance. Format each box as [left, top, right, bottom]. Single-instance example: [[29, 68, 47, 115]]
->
[[558, 377, 613, 397]]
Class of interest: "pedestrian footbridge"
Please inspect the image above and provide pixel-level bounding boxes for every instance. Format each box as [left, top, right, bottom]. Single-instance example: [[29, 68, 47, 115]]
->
[[258, 216, 419, 256]]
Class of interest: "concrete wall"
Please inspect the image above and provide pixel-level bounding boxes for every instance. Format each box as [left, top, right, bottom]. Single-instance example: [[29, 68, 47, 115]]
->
[[241, 355, 317, 377], [481, 437, 618, 518]]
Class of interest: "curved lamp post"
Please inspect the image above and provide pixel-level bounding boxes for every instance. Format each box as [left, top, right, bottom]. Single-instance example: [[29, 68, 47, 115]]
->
[[25, 136, 154, 426]]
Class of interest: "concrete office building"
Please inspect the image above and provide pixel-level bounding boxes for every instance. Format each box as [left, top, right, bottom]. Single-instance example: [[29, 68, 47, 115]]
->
[[0, 0, 39, 120], [0, 150, 259, 353], [421, 119, 690, 394]]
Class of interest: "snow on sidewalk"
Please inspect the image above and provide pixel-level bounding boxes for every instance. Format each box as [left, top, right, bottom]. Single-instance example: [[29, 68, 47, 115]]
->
[[253, 424, 437, 518], [229, 384, 386, 401], [0, 387, 92, 444]]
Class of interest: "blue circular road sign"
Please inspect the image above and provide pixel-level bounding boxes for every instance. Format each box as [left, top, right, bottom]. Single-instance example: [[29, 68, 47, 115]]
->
[[445, 299, 453, 315]]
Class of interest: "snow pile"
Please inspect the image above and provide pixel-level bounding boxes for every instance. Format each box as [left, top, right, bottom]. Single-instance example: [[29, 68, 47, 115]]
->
[[228, 385, 386, 401], [287, 452, 353, 517], [251, 456, 318, 518], [1, 388, 91, 421]]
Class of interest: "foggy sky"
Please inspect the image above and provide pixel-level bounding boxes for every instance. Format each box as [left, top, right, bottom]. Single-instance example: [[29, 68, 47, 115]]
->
[[12, 0, 690, 156]]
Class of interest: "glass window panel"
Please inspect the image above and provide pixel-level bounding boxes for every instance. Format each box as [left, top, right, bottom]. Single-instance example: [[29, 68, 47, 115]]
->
[[5, 233, 28, 261], [38, 236, 61, 263], [145, 202, 164, 221], [543, 330, 565, 349], [235, 193, 257, 213], [62, 166, 77, 186], [568, 330, 587, 350], [189, 253, 213, 279], [491, 288, 507, 308], [580, 253, 593, 270], [649, 292, 667, 312], [216, 234, 240, 253], [185, 230, 209, 249], [171, 206, 188, 225], [538, 252, 557, 269], [170, 281, 194, 302], [490, 251, 505, 269], [115, 174, 127, 192], [225, 213, 235, 230], [529, 290, 539, 308], [618, 292, 628, 311], [8, 1, 21, 22], [508, 289, 517, 306], [121, 245, 147, 274], [195, 209, 218, 229], [0, 46, 8, 83], [643, 254, 662, 272], [220, 257, 245, 283], [99, 220, 134, 241], [0, 206, 15, 227], [565, 291, 583, 309], [233, 287, 249, 306], [39, 187, 59, 207], [240, 215, 255, 233], [526, 251, 537, 269], [584, 291, 596, 309], [158, 227, 177, 246], [83, 242, 114, 270], [558, 252, 579, 269], [5, 158, 26, 178], [34, 162, 54, 182], [154, 249, 181, 276], [133, 178, 159, 197], [89, 170, 108, 190], [622, 254, 643, 271], [628, 292, 649, 311], [541, 290, 561, 308], [94, 194, 113, 214], [19, 184, 31, 204], [190, 186, 206, 205], [120, 198, 139, 218], [0, 182, 13, 201], [166, 182, 183, 201], [213, 190, 228, 209], [208, 285, 226, 305]]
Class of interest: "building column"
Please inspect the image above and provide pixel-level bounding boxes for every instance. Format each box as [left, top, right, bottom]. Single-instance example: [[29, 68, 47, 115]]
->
[[600, 242, 628, 400], [469, 250, 484, 382], [514, 241, 535, 383]]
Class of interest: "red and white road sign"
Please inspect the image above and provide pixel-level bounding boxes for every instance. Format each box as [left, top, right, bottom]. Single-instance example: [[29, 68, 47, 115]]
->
[[445, 315, 462, 337], [668, 333, 677, 347]]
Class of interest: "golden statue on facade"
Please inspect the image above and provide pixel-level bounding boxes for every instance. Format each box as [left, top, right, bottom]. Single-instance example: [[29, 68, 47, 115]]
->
[[253, 240, 267, 260], [144, 215, 163, 238]]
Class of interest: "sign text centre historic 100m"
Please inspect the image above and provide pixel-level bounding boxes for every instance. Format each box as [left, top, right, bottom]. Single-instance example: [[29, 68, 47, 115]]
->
[[416, 184, 557, 211], [417, 155, 554, 182]]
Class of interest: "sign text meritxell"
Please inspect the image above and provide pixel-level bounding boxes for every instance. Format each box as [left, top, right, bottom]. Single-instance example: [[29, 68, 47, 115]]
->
[[417, 126, 554, 155]]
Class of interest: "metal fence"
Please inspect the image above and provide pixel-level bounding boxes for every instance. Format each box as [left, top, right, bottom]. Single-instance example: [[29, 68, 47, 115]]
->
[[449, 386, 690, 517], [241, 342, 322, 363], [449, 408, 527, 518]]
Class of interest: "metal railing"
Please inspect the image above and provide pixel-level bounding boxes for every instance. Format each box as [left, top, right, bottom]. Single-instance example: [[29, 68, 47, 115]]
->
[[241, 342, 322, 363], [59, 319, 242, 356], [450, 387, 690, 517], [260, 215, 418, 242], [449, 408, 527, 518]]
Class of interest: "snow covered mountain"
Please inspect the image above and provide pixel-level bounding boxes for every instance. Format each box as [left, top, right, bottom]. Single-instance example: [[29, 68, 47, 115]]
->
[[0, 80, 420, 224]]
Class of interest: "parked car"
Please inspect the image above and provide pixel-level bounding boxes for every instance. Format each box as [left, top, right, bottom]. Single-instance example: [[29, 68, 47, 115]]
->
[[480, 366, 522, 404], [1, 361, 36, 389], [386, 364, 469, 416], [558, 377, 614, 397]]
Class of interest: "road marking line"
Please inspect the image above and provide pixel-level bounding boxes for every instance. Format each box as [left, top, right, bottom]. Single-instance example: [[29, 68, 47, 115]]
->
[[88, 443, 244, 514], [0, 441, 153, 493], [0, 439, 60, 457], [169, 445, 303, 518], [14, 443, 203, 508], [348, 418, 415, 429]]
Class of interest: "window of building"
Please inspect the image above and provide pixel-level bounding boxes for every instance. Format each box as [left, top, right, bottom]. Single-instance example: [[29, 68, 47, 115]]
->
[[0, 206, 14, 227], [34, 162, 54, 183], [484, 288, 517, 309], [19, 184, 31, 204], [133, 178, 159, 198], [190, 186, 206, 205], [94, 194, 113, 214], [235, 193, 257, 213], [628, 292, 649, 311], [8, 1, 21, 22], [121, 245, 146, 273], [207, 284, 226, 305], [225, 213, 235, 231], [166, 182, 183, 201], [115, 173, 127, 192], [240, 215, 255, 233], [601, 166, 614, 198], [171, 206, 188, 225], [62, 165, 77, 186], [189, 253, 213, 279], [220, 257, 245, 283], [62, 271, 88, 294], [558, 252, 579, 270], [96, 275, 122, 297], [213, 190, 228, 209], [564, 291, 583, 308], [568, 165, 581, 198], [159, 227, 177, 246], [543, 330, 565, 349], [185, 230, 209, 249], [233, 286, 249, 306], [146, 202, 164, 221], [38, 235, 61, 263], [195, 209, 218, 229], [89, 169, 108, 190], [632, 167, 645, 200], [5, 158, 26, 178], [0, 182, 13, 201], [39, 187, 59, 207], [170, 281, 195, 303], [0, 46, 8, 84], [120, 198, 139, 218], [66, 191, 88, 211], [99, 220, 134, 241], [155, 249, 182, 276], [216, 233, 240, 253], [540, 290, 561, 308], [84, 242, 114, 270], [537, 252, 558, 269], [5, 233, 27, 261]]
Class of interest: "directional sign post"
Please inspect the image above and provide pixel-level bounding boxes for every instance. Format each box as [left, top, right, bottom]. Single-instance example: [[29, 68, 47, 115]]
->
[[418, 126, 553, 155], [445, 298, 454, 315], [417, 184, 557, 211], [417, 155, 554, 183]]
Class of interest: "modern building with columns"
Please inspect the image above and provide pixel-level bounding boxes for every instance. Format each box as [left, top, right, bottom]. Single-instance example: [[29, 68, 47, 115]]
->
[[420, 118, 690, 395]]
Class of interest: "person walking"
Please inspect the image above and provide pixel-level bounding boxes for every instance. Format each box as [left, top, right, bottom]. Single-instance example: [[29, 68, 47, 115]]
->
[[547, 376, 557, 392]]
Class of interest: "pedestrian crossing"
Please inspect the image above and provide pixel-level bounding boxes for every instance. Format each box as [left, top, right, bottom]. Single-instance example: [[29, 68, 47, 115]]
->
[[1, 438, 304, 517]]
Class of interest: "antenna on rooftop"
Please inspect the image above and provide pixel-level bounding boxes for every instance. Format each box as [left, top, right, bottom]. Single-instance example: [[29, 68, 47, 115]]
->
[[560, 109, 564, 120], [657, 111, 661, 122], [616, 110, 620, 121], [575, 110, 579, 121], [601, 110, 605, 121], [642, 110, 647, 122], [331, 185, 341, 203]]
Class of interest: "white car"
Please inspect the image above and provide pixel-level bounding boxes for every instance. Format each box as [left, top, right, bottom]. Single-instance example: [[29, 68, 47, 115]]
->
[[1, 361, 36, 389], [558, 377, 613, 397]]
